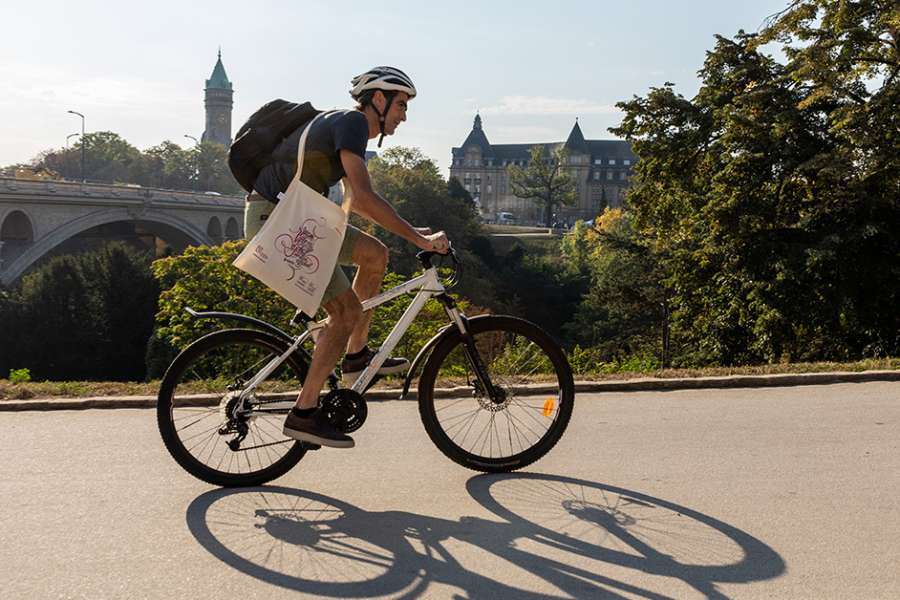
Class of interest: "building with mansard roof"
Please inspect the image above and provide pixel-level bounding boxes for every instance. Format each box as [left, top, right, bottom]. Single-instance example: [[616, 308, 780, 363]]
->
[[450, 115, 636, 224]]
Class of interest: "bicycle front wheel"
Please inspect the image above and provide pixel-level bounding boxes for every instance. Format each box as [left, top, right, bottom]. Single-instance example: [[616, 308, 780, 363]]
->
[[157, 328, 309, 487], [417, 316, 574, 473]]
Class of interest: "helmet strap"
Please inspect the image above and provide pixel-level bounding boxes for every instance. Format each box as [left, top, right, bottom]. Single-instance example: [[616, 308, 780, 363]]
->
[[371, 91, 396, 148]]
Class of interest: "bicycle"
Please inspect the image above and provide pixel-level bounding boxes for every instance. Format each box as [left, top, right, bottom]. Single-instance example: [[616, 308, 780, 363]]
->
[[157, 248, 575, 487]]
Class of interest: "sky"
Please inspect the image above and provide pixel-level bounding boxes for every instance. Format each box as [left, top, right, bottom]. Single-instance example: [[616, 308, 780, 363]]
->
[[1, 0, 789, 176]]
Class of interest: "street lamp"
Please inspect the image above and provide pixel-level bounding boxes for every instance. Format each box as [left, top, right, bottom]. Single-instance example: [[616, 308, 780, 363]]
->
[[66, 133, 80, 150], [183, 134, 199, 146], [67, 110, 85, 182]]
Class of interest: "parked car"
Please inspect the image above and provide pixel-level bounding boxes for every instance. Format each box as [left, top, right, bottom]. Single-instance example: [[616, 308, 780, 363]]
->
[[497, 211, 517, 225]]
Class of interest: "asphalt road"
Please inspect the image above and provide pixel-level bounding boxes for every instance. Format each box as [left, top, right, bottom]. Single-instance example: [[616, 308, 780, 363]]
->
[[3, 381, 898, 599]]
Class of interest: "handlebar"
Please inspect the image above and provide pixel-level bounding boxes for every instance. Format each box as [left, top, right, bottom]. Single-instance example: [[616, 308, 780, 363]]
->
[[416, 244, 461, 288]]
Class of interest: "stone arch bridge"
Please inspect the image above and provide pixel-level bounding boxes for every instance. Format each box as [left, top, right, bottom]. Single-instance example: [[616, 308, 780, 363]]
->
[[0, 177, 245, 286]]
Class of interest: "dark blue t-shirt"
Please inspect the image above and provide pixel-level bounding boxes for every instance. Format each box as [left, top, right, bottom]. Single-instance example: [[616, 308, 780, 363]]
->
[[253, 109, 369, 202]]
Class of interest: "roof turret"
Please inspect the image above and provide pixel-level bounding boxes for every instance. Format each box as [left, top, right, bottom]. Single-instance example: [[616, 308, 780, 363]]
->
[[564, 119, 589, 154], [206, 49, 232, 90], [460, 113, 492, 153]]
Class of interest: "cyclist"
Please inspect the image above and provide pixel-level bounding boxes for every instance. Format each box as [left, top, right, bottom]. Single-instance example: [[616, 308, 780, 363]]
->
[[245, 66, 449, 448]]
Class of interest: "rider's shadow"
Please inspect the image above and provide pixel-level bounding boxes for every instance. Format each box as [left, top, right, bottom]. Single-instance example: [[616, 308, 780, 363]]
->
[[186, 474, 785, 599]]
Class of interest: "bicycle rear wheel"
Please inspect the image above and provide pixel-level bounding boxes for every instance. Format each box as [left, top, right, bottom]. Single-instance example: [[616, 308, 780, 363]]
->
[[417, 316, 574, 473], [157, 328, 309, 487]]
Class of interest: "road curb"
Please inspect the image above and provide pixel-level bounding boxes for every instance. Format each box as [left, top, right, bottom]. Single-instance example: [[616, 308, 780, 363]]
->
[[1, 370, 897, 412]]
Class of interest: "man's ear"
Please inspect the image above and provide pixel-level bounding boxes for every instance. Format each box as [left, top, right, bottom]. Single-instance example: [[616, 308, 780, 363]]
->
[[372, 90, 386, 112]]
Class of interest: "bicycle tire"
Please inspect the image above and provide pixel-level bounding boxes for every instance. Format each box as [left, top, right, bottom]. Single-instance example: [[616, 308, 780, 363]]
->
[[157, 328, 309, 487], [417, 316, 574, 473]]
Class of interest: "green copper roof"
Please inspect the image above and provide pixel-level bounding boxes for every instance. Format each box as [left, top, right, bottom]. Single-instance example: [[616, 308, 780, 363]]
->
[[206, 50, 232, 90]]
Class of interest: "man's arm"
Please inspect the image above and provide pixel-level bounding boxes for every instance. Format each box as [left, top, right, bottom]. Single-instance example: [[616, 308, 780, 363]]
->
[[340, 150, 447, 252]]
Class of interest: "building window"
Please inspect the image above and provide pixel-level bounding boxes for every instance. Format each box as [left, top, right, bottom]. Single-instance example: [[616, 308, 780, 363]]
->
[[607, 171, 613, 180], [594, 171, 600, 180], [620, 171, 627, 180], [608, 159, 616, 165], [487, 184, 492, 193], [623, 159, 631, 166], [594, 158, 602, 165]]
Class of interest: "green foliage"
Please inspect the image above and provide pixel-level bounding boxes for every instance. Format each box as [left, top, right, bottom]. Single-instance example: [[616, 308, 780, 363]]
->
[[0, 242, 159, 381], [150, 240, 295, 351], [366, 271, 484, 367], [562, 210, 673, 364], [8, 368, 31, 383], [508, 145, 577, 227], [9, 133, 241, 194], [610, 4, 900, 364], [365, 147, 499, 309]]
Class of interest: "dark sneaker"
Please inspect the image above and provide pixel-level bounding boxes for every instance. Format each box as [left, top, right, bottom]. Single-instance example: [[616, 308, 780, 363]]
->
[[341, 347, 409, 386], [283, 408, 354, 448]]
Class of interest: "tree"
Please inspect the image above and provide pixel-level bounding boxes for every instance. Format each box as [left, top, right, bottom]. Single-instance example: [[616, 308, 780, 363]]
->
[[4, 133, 242, 194], [195, 141, 243, 194], [365, 147, 499, 309], [612, 1, 899, 364], [0, 243, 158, 381], [507, 145, 577, 227], [563, 210, 673, 365], [37, 131, 141, 184], [137, 141, 194, 189]]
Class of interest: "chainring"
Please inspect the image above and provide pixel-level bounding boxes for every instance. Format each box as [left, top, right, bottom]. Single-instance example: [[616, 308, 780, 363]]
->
[[320, 389, 368, 433]]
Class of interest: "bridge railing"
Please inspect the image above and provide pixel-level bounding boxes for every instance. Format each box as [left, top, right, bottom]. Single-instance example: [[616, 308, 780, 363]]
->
[[0, 177, 245, 206]]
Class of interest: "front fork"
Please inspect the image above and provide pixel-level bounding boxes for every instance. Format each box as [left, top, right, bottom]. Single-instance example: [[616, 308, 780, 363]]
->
[[439, 295, 505, 405]]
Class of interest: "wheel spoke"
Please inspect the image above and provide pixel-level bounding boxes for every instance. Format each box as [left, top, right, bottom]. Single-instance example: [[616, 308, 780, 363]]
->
[[159, 331, 308, 483], [425, 320, 571, 469]]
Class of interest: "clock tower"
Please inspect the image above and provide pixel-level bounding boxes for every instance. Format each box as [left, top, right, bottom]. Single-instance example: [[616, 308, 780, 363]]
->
[[201, 49, 233, 147]]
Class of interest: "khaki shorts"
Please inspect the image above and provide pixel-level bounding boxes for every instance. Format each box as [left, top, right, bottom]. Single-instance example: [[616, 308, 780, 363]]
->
[[244, 192, 361, 305]]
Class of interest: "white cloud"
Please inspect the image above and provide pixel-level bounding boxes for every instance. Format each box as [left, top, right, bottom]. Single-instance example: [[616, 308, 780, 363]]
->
[[478, 96, 621, 116]]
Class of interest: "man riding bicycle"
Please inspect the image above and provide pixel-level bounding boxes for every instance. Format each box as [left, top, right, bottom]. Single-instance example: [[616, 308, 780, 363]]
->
[[244, 66, 450, 449]]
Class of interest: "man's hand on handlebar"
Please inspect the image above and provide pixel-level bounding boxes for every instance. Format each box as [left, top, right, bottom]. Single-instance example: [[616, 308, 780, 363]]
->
[[416, 230, 450, 253]]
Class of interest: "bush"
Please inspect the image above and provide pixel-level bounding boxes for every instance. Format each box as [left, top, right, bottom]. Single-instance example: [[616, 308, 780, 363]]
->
[[0, 242, 158, 381], [8, 368, 31, 383]]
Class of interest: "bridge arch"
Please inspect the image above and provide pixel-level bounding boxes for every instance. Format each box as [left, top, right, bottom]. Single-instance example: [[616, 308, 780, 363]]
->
[[1, 209, 35, 268], [225, 217, 240, 240], [1, 207, 212, 285], [207, 216, 223, 244]]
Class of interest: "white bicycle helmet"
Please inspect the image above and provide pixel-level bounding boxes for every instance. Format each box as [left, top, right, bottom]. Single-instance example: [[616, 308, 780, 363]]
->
[[350, 66, 416, 147], [349, 66, 417, 100]]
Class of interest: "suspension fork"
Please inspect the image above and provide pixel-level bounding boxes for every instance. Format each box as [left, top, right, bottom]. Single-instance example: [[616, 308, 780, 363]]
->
[[438, 294, 504, 404]]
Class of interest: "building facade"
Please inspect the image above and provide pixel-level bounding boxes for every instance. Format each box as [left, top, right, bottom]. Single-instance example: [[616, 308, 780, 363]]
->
[[450, 115, 636, 224], [201, 50, 233, 147]]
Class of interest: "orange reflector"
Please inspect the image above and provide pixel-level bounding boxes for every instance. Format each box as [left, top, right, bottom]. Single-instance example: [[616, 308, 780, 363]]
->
[[543, 398, 555, 417]]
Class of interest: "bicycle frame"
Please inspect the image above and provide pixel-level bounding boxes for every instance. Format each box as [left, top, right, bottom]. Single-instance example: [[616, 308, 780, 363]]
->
[[238, 264, 467, 400]]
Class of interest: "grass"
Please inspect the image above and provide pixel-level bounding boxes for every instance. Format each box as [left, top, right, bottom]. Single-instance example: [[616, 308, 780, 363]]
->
[[1, 357, 896, 401]]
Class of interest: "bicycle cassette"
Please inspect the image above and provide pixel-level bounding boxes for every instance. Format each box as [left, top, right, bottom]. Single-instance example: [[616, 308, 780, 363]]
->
[[320, 389, 367, 433]]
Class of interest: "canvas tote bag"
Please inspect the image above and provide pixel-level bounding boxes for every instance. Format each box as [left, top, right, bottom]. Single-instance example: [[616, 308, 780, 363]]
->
[[233, 112, 347, 314]]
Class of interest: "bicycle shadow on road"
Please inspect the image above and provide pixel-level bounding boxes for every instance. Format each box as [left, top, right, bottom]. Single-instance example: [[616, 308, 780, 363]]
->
[[185, 474, 784, 599]]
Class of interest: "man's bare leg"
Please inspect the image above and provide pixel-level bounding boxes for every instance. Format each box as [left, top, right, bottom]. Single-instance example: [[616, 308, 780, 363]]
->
[[294, 289, 362, 409], [346, 233, 389, 354]]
